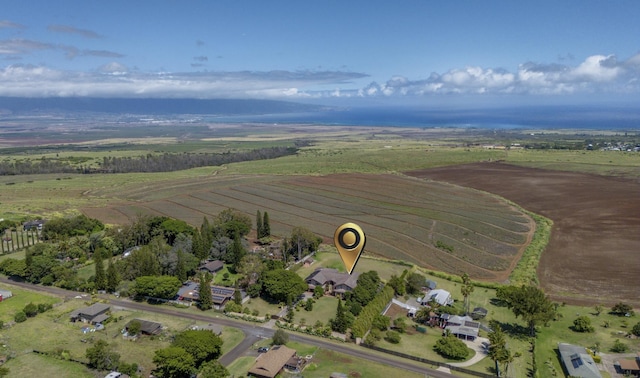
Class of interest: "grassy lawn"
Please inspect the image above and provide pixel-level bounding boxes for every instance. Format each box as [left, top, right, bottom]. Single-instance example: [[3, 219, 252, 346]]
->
[[0, 284, 61, 323], [219, 326, 245, 355], [1, 353, 97, 378], [0, 249, 25, 262], [242, 296, 282, 318], [301, 348, 424, 378], [293, 296, 338, 328], [535, 304, 640, 377], [226, 356, 256, 377], [211, 265, 241, 286]]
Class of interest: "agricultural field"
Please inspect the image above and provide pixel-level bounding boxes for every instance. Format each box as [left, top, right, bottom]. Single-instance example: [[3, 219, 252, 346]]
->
[[407, 162, 640, 306], [78, 172, 533, 281]]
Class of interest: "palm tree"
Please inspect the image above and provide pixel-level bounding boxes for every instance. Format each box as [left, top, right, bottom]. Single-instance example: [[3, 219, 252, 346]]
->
[[460, 273, 474, 315]]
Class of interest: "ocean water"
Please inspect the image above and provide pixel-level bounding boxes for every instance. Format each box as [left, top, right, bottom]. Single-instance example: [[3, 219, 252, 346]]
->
[[206, 105, 640, 131]]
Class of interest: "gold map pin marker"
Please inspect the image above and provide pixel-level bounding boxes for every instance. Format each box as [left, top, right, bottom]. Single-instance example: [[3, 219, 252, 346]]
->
[[334, 222, 366, 275]]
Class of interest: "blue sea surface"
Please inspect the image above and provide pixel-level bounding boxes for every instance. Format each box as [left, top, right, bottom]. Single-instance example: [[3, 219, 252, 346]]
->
[[206, 105, 640, 130]]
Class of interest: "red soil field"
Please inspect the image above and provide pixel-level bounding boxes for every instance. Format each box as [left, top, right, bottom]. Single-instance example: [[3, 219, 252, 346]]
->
[[406, 162, 640, 306]]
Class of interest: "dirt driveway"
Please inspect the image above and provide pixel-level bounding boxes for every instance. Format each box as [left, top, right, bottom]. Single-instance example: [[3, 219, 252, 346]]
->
[[406, 162, 640, 306]]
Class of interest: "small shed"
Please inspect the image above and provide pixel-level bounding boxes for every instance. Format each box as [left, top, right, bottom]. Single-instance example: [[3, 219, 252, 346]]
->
[[0, 289, 13, 302]]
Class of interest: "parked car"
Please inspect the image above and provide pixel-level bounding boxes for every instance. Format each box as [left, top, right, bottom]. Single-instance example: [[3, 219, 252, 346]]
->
[[258, 347, 269, 353]]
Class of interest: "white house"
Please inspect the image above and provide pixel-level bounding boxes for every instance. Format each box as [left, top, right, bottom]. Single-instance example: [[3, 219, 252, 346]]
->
[[420, 289, 453, 306]]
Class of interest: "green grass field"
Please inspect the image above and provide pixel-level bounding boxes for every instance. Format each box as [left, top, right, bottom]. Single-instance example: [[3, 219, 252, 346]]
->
[[0, 284, 61, 323], [1, 353, 96, 378]]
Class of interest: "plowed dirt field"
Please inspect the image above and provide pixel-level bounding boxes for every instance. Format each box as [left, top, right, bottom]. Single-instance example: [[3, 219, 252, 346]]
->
[[406, 162, 640, 306]]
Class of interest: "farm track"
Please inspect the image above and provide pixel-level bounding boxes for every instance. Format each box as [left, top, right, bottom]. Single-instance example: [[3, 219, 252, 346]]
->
[[81, 172, 533, 281]]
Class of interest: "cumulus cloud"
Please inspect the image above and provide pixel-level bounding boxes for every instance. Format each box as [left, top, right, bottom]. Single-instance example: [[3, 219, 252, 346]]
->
[[0, 53, 639, 100], [345, 53, 640, 98], [47, 24, 102, 39]]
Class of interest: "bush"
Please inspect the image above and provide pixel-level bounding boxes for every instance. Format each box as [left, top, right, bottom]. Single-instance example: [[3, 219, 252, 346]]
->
[[14, 311, 27, 323], [632, 321, 640, 337], [611, 302, 633, 316], [434, 332, 469, 360], [23, 303, 38, 317], [610, 339, 628, 353], [272, 329, 289, 345], [384, 330, 401, 344], [572, 316, 594, 333]]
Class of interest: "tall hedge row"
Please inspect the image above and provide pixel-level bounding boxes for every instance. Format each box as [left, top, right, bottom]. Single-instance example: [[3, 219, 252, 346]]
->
[[351, 285, 394, 338]]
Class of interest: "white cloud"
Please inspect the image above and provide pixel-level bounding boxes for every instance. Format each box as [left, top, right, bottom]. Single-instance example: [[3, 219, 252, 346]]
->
[[0, 53, 639, 100]]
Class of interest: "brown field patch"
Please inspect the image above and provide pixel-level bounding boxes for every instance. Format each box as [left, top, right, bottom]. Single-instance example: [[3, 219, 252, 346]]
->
[[81, 173, 532, 281], [406, 162, 640, 306]]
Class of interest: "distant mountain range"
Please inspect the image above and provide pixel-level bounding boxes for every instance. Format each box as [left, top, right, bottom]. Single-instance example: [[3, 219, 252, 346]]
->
[[0, 97, 324, 116]]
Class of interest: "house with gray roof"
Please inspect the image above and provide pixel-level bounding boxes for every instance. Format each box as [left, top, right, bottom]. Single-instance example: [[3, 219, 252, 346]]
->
[[558, 343, 602, 378], [70, 303, 110, 324], [305, 268, 359, 295]]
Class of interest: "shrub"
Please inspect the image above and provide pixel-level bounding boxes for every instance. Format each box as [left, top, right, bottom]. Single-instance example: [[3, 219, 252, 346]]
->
[[23, 303, 38, 317], [384, 330, 401, 344], [434, 332, 469, 360], [572, 316, 594, 333], [14, 311, 27, 323], [611, 302, 633, 316], [610, 339, 628, 353], [632, 321, 640, 337]]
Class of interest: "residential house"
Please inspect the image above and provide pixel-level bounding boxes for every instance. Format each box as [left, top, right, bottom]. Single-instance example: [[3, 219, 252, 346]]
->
[[199, 260, 224, 274], [558, 343, 602, 378], [618, 353, 640, 377], [305, 268, 359, 295], [176, 281, 240, 309], [125, 319, 162, 335], [248, 345, 297, 378], [444, 315, 481, 340], [70, 303, 110, 324], [419, 289, 453, 306]]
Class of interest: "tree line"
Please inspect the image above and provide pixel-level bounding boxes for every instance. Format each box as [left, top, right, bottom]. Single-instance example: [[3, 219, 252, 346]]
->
[[0, 145, 302, 175]]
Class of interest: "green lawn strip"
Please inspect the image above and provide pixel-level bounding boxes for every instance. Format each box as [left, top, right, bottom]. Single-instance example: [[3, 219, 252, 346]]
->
[[302, 347, 425, 378], [219, 326, 245, 355], [225, 356, 256, 377], [211, 265, 241, 286], [1, 352, 95, 378], [0, 249, 26, 262], [0, 283, 61, 323]]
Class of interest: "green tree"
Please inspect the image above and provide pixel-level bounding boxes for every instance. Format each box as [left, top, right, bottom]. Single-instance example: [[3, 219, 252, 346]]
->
[[215, 208, 252, 238], [198, 272, 213, 310], [94, 249, 107, 291], [285, 306, 295, 323], [86, 340, 121, 371], [372, 314, 390, 331], [630, 321, 640, 337], [127, 320, 142, 336], [0, 366, 9, 377], [594, 304, 604, 316], [393, 317, 407, 333], [172, 329, 223, 368], [106, 257, 120, 293], [229, 233, 246, 273], [262, 211, 271, 238], [313, 285, 324, 299], [487, 322, 512, 377], [134, 275, 182, 299], [198, 360, 229, 378], [611, 302, 633, 316], [385, 330, 401, 344], [388, 274, 406, 296], [175, 250, 187, 282], [261, 268, 307, 303], [404, 272, 424, 295], [330, 298, 353, 333], [272, 329, 289, 345], [256, 210, 263, 238], [434, 331, 469, 360], [460, 273, 474, 315], [573, 316, 594, 332], [153, 347, 196, 378], [499, 285, 556, 336]]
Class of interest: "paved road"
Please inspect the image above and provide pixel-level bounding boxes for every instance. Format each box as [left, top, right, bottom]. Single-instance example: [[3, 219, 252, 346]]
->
[[0, 277, 456, 377]]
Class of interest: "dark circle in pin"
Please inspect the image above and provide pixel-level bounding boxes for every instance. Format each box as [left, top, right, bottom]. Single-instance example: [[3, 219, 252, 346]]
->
[[338, 228, 360, 250]]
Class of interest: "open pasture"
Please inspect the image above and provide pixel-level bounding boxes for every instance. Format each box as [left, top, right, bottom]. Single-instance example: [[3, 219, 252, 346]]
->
[[407, 162, 640, 305], [81, 173, 533, 281]]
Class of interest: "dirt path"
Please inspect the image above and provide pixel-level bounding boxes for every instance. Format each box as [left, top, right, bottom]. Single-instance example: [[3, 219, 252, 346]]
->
[[406, 162, 640, 306]]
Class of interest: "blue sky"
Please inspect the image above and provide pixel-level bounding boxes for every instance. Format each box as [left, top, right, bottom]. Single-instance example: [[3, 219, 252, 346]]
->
[[2, 1, 640, 106]]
